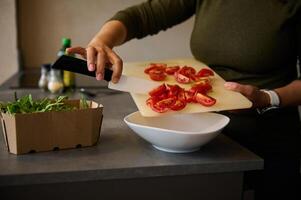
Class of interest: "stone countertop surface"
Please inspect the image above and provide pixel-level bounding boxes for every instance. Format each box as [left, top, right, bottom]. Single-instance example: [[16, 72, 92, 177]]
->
[[0, 89, 263, 186]]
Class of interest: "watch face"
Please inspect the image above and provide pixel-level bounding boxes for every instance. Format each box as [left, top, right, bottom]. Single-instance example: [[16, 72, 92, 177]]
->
[[256, 106, 279, 115]]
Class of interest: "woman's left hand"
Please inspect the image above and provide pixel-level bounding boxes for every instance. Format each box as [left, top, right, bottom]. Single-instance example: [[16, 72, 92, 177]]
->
[[224, 82, 270, 108]]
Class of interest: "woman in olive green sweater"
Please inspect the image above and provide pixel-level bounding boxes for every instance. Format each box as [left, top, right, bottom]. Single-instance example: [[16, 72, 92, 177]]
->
[[68, 0, 301, 199]]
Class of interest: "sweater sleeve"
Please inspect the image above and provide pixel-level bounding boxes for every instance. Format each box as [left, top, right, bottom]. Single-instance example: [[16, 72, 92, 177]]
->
[[109, 0, 196, 41]]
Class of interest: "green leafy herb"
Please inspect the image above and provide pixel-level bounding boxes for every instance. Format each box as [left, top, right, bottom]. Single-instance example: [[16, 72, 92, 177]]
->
[[0, 94, 88, 115], [80, 94, 89, 109]]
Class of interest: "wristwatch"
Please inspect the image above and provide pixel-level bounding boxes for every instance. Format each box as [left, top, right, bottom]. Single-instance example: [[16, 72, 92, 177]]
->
[[256, 89, 280, 114]]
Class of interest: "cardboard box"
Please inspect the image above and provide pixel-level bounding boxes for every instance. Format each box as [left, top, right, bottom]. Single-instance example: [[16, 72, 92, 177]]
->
[[0, 100, 103, 155]]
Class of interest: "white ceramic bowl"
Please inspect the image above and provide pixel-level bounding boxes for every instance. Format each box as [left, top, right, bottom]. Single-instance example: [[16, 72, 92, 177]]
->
[[124, 112, 230, 153]]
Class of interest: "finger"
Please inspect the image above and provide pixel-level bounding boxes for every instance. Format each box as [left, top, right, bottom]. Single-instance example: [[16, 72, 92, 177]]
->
[[224, 82, 253, 96], [95, 50, 106, 81], [86, 46, 96, 71], [107, 50, 123, 83], [224, 82, 240, 90], [66, 47, 87, 59]]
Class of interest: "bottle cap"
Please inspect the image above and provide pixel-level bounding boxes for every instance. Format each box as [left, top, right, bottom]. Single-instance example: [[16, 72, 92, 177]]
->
[[62, 38, 71, 47], [41, 63, 51, 71]]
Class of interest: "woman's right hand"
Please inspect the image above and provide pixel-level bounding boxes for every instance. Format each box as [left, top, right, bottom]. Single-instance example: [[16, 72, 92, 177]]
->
[[66, 41, 123, 83], [66, 20, 127, 83]]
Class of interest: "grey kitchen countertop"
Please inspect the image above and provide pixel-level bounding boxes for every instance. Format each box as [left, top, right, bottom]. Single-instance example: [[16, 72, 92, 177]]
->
[[0, 88, 263, 186]]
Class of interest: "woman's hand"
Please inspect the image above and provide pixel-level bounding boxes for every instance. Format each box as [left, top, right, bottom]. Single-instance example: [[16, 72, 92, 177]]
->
[[224, 82, 270, 108], [66, 42, 123, 83], [66, 20, 127, 83]]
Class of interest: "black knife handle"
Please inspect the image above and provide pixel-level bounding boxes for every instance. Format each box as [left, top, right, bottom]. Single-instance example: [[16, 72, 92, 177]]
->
[[51, 55, 113, 82]]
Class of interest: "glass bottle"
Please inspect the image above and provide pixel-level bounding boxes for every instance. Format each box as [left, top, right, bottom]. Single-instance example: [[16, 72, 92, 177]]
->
[[38, 64, 50, 90], [58, 38, 76, 90], [47, 69, 64, 94]]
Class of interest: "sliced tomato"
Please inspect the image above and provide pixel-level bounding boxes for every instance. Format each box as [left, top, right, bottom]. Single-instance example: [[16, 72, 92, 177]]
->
[[177, 89, 186, 102], [170, 99, 187, 111], [174, 71, 190, 84], [149, 68, 167, 81], [166, 84, 181, 97], [152, 63, 167, 68], [150, 103, 169, 113], [181, 66, 196, 76], [189, 82, 212, 94], [184, 91, 195, 103], [146, 97, 157, 106], [151, 98, 175, 113], [144, 65, 157, 74], [165, 66, 180, 75], [144, 63, 166, 74], [197, 68, 214, 77], [148, 84, 166, 97], [147, 97, 170, 113], [194, 93, 216, 107], [195, 78, 211, 85], [156, 97, 176, 108], [190, 74, 201, 82]]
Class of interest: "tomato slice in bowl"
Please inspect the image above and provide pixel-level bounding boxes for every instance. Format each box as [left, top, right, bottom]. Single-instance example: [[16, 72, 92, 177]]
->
[[194, 93, 216, 107]]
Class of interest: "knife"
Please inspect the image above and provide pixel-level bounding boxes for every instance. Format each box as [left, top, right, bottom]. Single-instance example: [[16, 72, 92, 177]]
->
[[51, 55, 160, 94]]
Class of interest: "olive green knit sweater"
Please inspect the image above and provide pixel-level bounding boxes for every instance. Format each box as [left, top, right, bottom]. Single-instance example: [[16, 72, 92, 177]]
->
[[111, 0, 301, 89]]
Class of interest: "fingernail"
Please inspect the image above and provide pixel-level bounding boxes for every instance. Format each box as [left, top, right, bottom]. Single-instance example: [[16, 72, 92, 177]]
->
[[88, 63, 95, 71], [224, 82, 237, 89], [112, 77, 118, 83], [96, 73, 103, 81]]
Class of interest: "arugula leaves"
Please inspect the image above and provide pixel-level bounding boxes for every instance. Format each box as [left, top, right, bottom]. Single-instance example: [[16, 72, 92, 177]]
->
[[0, 94, 89, 115]]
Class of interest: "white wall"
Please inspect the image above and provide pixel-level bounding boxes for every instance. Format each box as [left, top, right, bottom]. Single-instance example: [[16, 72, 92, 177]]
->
[[18, 0, 194, 68], [0, 0, 18, 84]]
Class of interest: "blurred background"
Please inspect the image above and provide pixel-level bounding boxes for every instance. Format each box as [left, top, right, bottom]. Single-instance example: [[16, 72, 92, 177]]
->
[[0, 0, 194, 85]]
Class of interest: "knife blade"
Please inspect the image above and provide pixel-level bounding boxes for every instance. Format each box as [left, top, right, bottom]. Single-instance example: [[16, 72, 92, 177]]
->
[[51, 55, 160, 94]]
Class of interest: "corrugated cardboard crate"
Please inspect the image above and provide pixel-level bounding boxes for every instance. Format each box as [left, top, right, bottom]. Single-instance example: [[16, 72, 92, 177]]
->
[[0, 100, 103, 155]]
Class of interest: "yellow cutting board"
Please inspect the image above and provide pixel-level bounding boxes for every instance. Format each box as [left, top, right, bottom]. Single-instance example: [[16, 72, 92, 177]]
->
[[123, 58, 252, 117]]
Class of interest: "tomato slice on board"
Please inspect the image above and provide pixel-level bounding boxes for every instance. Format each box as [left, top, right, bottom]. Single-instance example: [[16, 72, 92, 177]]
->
[[146, 97, 157, 106], [196, 68, 214, 77], [189, 82, 212, 94], [174, 71, 190, 84], [148, 84, 167, 97], [170, 99, 187, 111], [144, 63, 167, 74], [148, 68, 167, 81], [184, 91, 195, 103], [190, 74, 201, 82], [165, 66, 180, 75], [181, 66, 196, 76], [166, 84, 181, 97], [150, 103, 169, 113], [177, 89, 186, 102], [147, 97, 170, 113], [156, 97, 176, 108], [194, 93, 216, 107], [152, 98, 176, 113]]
